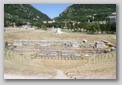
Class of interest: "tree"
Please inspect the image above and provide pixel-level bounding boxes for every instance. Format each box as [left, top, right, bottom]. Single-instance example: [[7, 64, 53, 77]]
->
[[42, 25, 47, 30], [16, 21, 25, 27], [86, 23, 100, 34], [70, 23, 74, 31], [4, 22, 10, 27], [99, 22, 116, 34], [106, 22, 116, 34], [74, 23, 79, 32], [67, 22, 72, 30], [32, 22, 42, 28], [79, 22, 87, 32], [100, 24, 106, 34], [110, 22, 116, 34]]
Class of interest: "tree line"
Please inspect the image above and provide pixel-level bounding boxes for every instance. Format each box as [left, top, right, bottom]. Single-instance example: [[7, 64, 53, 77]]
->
[[44, 22, 116, 34], [4, 20, 116, 34]]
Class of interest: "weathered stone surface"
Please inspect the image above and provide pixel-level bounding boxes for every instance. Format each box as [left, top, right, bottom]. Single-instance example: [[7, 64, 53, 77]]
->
[[13, 40, 111, 49], [72, 42, 79, 47], [5, 41, 8, 48], [35, 48, 104, 58], [13, 40, 78, 47], [95, 42, 106, 48], [12, 40, 115, 59]]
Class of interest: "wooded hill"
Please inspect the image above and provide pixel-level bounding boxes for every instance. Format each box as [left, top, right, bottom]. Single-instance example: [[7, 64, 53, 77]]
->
[[55, 4, 116, 22], [4, 4, 50, 26]]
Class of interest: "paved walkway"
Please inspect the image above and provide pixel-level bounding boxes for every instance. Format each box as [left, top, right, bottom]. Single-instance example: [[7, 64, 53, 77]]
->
[[54, 70, 70, 79]]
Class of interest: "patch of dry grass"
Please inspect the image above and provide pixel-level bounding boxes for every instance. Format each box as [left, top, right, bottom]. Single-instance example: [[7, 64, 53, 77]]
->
[[4, 28, 116, 78], [64, 51, 116, 78], [4, 59, 56, 77], [4, 49, 56, 77], [32, 59, 87, 69], [4, 29, 116, 45]]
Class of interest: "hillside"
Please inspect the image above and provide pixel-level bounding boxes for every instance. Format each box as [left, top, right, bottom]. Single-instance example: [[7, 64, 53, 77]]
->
[[4, 4, 50, 26], [55, 4, 116, 22]]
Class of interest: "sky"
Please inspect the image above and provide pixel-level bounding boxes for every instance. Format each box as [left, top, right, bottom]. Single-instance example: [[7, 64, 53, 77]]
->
[[31, 4, 72, 19]]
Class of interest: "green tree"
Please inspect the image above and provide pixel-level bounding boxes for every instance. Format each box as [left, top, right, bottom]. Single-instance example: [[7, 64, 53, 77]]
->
[[110, 22, 116, 34], [79, 22, 87, 32], [16, 21, 25, 27], [86, 23, 100, 34], [42, 25, 47, 30], [106, 22, 112, 34], [100, 24, 106, 34], [32, 22, 42, 28]]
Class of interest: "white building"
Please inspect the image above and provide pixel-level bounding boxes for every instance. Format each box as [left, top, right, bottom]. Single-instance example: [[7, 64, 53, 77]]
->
[[43, 19, 55, 24], [107, 16, 116, 22]]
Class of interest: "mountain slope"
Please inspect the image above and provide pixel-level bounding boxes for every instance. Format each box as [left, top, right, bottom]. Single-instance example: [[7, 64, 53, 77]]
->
[[4, 4, 50, 25], [55, 4, 116, 22]]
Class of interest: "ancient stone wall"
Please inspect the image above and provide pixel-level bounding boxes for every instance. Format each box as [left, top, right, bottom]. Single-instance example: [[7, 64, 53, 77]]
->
[[13, 40, 107, 48]]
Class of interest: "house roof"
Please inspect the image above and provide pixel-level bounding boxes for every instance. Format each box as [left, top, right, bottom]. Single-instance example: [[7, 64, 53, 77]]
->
[[108, 16, 116, 19]]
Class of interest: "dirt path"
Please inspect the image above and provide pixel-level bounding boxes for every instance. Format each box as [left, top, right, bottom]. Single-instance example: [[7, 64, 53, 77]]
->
[[4, 74, 51, 79], [54, 70, 70, 79], [4, 70, 70, 79]]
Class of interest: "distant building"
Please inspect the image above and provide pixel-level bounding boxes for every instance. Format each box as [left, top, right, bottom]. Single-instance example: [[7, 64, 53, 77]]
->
[[71, 21, 80, 25], [107, 16, 116, 22], [43, 21, 47, 23], [48, 20, 53, 23], [97, 21, 107, 24], [112, 12, 116, 15], [43, 19, 55, 24]]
